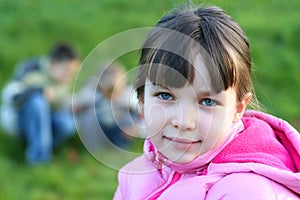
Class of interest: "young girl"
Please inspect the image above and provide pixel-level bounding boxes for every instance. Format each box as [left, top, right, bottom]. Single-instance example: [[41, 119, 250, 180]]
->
[[114, 4, 300, 199]]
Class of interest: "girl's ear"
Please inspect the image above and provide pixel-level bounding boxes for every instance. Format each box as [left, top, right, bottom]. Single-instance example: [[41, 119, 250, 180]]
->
[[233, 92, 252, 122]]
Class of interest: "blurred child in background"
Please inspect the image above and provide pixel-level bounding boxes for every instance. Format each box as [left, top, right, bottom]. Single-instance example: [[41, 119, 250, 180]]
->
[[0, 42, 80, 165], [73, 62, 142, 150], [96, 62, 141, 147]]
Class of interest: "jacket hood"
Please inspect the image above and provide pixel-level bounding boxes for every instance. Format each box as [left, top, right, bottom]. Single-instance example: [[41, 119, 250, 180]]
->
[[212, 110, 300, 172]]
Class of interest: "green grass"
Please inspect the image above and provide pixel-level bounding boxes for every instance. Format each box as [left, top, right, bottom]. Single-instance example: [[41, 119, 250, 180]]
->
[[0, 0, 299, 199], [0, 135, 116, 199]]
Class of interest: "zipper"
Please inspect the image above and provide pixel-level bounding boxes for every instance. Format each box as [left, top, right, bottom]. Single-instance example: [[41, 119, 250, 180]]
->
[[147, 171, 182, 200]]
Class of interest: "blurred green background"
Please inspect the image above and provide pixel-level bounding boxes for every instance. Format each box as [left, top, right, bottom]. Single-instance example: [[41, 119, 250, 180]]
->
[[0, 0, 299, 199]]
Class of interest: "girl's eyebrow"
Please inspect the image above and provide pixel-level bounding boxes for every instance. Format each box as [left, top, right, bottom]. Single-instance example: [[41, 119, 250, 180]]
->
[[196, 91, 211, 97], [151, 83, 171, 90], [196, 90, 226, 100], [152, 83, 218, 96], [149, 81, 223, 98]]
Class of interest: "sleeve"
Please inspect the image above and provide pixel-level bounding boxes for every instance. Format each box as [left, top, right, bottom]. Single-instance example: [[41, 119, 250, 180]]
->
[[113, 186, 123, 200], [205, 172, 299, 200], [113, 170, 127, 200]]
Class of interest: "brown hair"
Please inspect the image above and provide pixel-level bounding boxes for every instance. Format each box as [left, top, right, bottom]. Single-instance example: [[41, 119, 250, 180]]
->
[[134, 4, 254, 104]]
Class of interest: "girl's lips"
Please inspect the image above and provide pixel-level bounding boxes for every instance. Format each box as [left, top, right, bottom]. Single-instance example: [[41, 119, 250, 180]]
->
[[164, 136, 201, 144]]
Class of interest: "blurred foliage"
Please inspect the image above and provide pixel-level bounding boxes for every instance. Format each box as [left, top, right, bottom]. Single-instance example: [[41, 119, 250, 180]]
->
[[0, 0, 299, 199]]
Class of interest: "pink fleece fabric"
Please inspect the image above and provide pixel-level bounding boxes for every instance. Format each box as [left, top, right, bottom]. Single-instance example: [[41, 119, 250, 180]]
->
[[212, 110, 298, 172]]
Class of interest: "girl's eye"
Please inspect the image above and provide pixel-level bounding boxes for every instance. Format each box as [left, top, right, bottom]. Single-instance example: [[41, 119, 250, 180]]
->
[[157, 92, 174, 101], [201, 98, 216, 107]]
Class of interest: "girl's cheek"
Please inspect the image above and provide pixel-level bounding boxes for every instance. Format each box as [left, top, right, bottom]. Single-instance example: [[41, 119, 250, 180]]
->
[[144, 103, 168, 135]]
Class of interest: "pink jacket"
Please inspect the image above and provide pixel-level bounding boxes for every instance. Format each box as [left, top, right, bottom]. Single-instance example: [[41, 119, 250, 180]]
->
[[114, 111, 300, 199]]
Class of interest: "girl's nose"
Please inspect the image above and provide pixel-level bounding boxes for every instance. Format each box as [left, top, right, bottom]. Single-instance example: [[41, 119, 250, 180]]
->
[[171, 104, 197, 131]]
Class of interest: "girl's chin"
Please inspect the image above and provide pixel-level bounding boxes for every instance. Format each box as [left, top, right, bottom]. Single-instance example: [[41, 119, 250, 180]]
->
[[169, 155, 197, 164], [161, 150, 199, 164]]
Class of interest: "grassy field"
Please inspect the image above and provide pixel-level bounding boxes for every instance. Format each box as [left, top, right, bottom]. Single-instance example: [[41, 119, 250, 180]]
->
[[0, 0, 299, 199]]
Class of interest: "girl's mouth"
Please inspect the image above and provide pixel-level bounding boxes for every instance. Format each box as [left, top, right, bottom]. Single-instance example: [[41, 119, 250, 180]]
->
[[164, 136, 202, 149], [164, 136, 201, 143]]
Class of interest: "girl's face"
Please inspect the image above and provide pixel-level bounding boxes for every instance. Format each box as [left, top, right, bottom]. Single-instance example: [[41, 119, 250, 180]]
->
[[142, 56, 246, 164]]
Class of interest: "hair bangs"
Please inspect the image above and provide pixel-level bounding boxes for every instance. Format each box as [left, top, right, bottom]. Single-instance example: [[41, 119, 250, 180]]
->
[[146, 49, 194, 88]]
